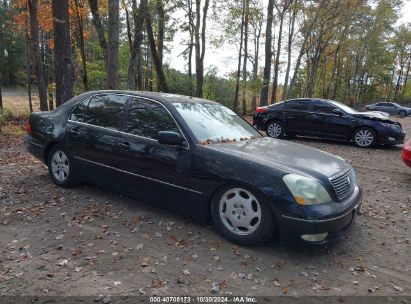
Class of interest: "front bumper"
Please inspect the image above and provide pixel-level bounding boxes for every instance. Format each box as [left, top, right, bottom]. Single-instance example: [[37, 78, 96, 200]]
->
[[378, 127, 406, 145], [276, 186, 362, 244]]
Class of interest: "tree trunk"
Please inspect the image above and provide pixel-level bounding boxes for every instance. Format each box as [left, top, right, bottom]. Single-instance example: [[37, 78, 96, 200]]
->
[[128, 0, 147, 90], [157, 0, 164, 69], [0, 72, 2, 110], [52, 0, 73, 106], [282, 0, 297, 100], [146, 13, 169, 92], [28, 0, 48, 111], [187, 0, 194, 96], [123, 0, 133, 53], [195, 0, 210, 98], [270, 14, 284, 104], [401, 56, 411, 101], [241, 0, 250, 115], [74, 0, 88, 91], [25, 23, 33, 113], [259, 0, 274, 106], [233, 0, 245, 113], [88, 0, 108, 64], [107, 0, 120, 89]]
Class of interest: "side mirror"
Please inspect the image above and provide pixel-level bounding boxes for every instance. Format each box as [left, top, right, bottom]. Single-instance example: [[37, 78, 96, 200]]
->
[[157, 131, 185, 146], [332, 109, 343, 116]]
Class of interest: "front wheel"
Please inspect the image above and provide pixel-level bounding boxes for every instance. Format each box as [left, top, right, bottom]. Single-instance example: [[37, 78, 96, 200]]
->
[[399, 110, 407, 118], [266, 121, 285, 138], [352, 128, 377, 148], [211, 186, 275, 246], [48, 144, 79, 188]]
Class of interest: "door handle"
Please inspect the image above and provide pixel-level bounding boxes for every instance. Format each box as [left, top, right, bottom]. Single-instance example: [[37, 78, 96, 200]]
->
[[119, 142, 131, 150], [69, 127, 81, 137]]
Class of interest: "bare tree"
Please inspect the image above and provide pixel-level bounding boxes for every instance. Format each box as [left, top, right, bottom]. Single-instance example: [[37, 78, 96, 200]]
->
[[52, 0, 73, 106], [107, 0, 120, 89], [128, 0, 147, 89], [27, 0, 47, 111], [146, 11, 169, 92], [88, 0, 108, 64], [259, 0, 274, 106], [194, 0, 210, 97]]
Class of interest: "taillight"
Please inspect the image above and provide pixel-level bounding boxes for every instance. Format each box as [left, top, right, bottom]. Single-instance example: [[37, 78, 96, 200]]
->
[[255, 107, 268, 113], [25, 118, 32, 134]]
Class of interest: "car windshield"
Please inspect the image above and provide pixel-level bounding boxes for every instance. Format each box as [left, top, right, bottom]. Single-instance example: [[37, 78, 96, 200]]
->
[[326, 100, 358, 114], [173, 102, 261, 143]]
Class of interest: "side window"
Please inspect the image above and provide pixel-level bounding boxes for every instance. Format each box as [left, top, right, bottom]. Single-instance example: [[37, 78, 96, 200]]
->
[[312, 101, 336, 114], [125, 98, 180, 139], [70, 98, 90, 122], [83, 94, 126, 130], [286, 100, 309, 111]]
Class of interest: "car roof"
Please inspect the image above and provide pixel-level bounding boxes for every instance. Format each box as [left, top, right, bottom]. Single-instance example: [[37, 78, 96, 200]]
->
[[81, 90, 218, 105]]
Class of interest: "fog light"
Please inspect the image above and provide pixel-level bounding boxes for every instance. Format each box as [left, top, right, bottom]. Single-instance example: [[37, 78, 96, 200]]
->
[[388, 137, 395, 141], [301, 233, 328, 242]]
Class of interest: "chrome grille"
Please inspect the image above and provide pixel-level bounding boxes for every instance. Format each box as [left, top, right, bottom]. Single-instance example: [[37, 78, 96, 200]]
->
[[329, 167, 356, 200]]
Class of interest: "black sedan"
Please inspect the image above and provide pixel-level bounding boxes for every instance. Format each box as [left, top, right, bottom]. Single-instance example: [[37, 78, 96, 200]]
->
[[25, 91, 362, 245], [366, 102, 411, 117], [253, 98, 405, 148]]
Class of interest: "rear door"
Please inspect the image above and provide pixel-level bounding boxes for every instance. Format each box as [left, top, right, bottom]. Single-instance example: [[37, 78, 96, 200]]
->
[[115, 97, 191, 211], [67, 93, 127, 185], [283, 99, 311, 134]]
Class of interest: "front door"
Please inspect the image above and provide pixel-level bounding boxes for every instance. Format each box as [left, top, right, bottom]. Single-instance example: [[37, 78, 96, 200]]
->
[[308, 100, 349, 139], [116, 97, 191, 211]]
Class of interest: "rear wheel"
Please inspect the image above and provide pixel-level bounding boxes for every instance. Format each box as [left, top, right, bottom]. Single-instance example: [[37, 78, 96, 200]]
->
[[352, 128, 376, 148], [211, 186, 275, 246], [266, 121, 285, 138], [399, 110, 407, 118], [48, 144, 79, 188]]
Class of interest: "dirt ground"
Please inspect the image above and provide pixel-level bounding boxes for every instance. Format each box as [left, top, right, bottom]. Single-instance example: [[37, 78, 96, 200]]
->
[[0, 94, 410, 299]]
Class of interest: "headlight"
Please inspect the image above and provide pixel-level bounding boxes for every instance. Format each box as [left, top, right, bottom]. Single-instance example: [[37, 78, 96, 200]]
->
[[379, 122, 397, 128], [283, 174, 331, 205]]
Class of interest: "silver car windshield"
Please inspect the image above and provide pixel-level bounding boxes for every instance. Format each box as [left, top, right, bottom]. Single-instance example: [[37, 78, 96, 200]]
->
[[173, 102, 261, 143]]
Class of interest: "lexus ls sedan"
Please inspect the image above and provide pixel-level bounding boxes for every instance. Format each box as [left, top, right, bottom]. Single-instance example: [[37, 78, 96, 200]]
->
[[25, 91, 362, 245], [253, 98, 405, 148]]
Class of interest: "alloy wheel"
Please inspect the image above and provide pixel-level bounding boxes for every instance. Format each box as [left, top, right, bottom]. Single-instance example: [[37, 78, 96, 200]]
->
[[354, 130, 374, 147], [51, 150, 70, 182], [267, 122, 282, 138], [219, 188, 262, 236]]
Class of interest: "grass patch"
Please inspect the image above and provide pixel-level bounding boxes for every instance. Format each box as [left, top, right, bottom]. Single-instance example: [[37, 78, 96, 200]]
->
[[0, 108, 28, 137]]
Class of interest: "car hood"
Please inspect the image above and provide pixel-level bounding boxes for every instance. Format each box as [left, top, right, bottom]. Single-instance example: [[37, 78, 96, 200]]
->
[[353, 111, 397, 123], [206, 137, 350, 180]]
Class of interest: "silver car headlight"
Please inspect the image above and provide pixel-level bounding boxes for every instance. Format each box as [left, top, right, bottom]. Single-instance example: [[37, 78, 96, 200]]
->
[[283, 174, 332, 205]]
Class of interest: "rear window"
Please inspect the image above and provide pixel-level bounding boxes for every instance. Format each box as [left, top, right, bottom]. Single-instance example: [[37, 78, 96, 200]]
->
[[82, 94, 126, 130], [286, 100, 309, 110]]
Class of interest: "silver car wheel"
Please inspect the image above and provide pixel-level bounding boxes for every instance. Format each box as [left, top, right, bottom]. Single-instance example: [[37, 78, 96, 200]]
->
[[267, 122, 282, 138], [219, 188, 262, 236], [354, 130, 374, 147], [51, 150, 70, 182]]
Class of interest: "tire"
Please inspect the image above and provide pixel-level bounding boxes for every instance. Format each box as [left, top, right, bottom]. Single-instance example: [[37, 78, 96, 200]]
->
[[266, 120, 285, 138], [211, 185, 275, 246], [399, 110, 407, 118], [352, 127, 377, 148], [48, 144, 79, 188]]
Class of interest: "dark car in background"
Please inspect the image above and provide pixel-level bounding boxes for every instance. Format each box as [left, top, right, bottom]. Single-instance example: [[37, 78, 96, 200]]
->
[[253, 98, 405, 148], [24, 91, 362, 245], [366, 102, 411, 117]]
